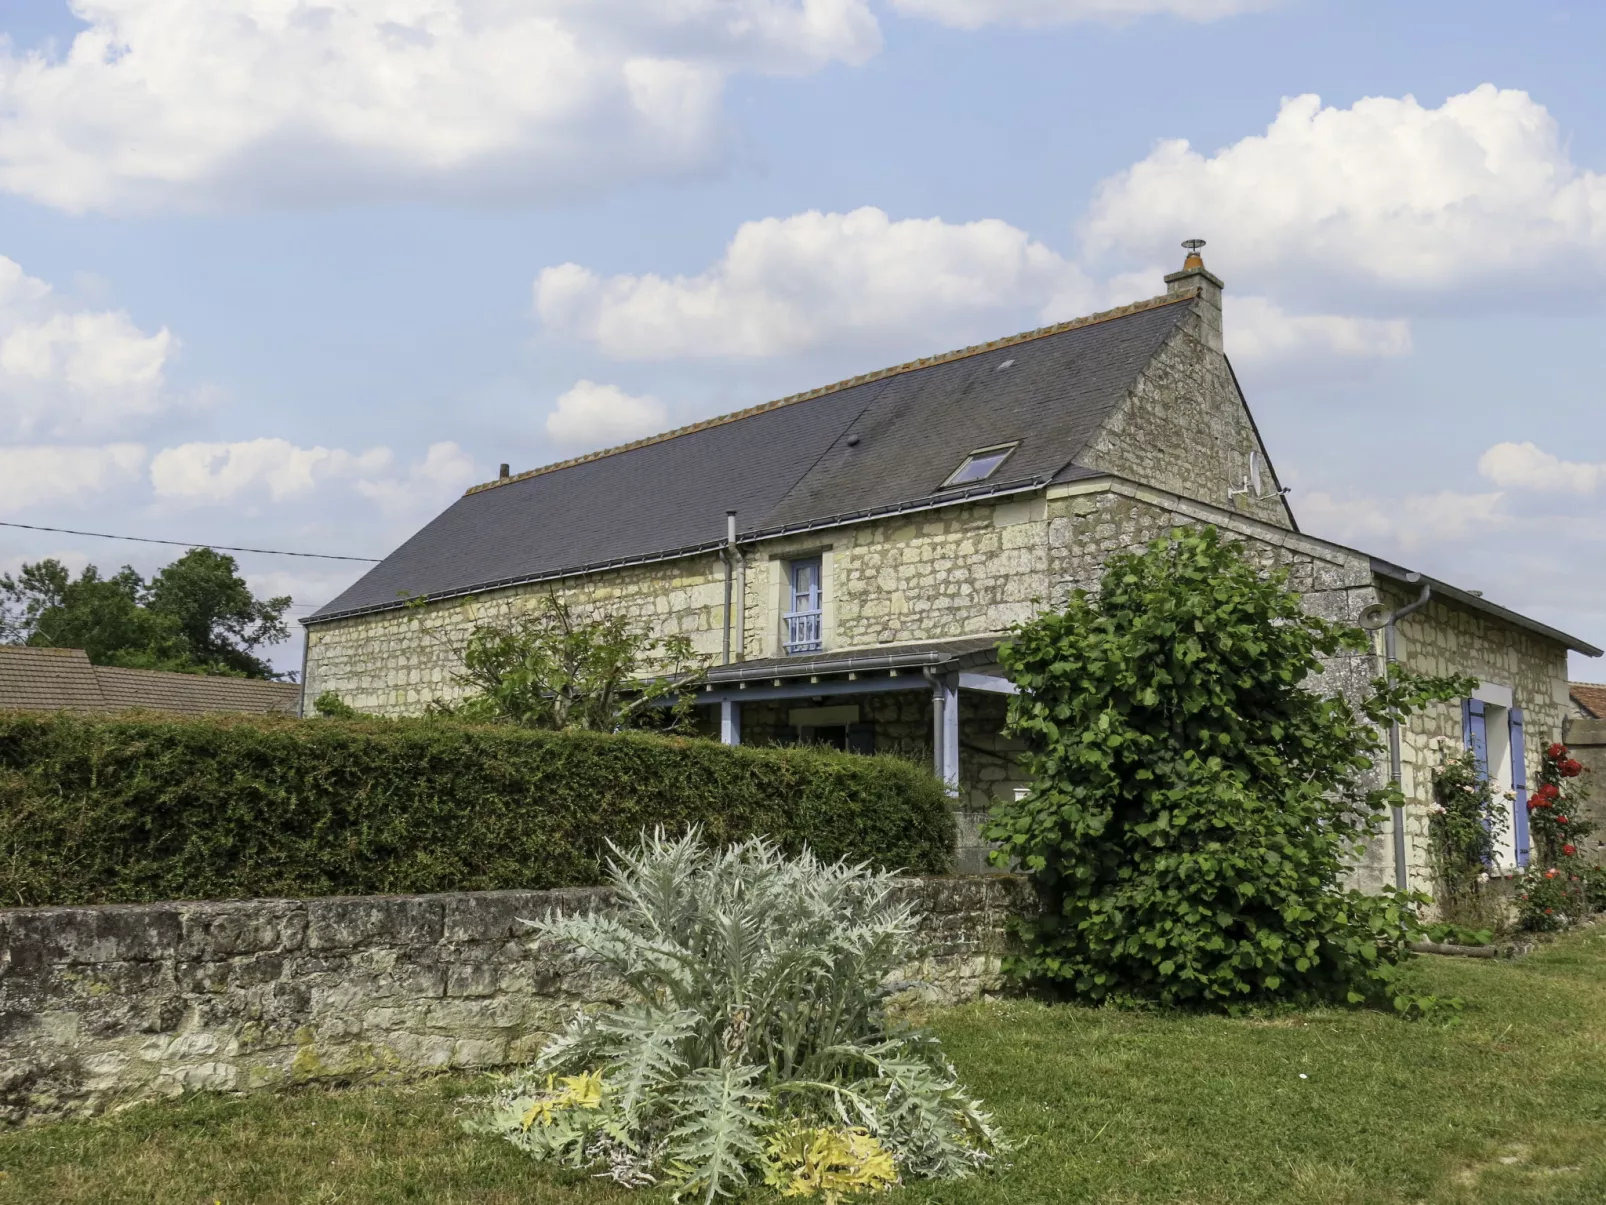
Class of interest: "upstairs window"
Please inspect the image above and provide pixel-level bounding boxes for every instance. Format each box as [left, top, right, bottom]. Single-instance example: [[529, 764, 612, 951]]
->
[[941, 443, 1017, 488], [784, 558, 823, 654]]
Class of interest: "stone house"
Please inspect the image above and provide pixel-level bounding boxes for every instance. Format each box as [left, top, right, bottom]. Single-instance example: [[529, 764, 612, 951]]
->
[[303, 248, 1599, 884], [1564, 682, 1606, 861]]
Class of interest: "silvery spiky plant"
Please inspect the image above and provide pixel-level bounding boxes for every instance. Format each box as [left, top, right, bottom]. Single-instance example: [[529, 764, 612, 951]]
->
[[473, 830, 1004, 1202]]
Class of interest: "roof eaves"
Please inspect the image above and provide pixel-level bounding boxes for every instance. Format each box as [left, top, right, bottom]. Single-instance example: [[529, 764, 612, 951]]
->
[[1370, 556, 1603, 656], [462, 292, 1198, 497], [305, 475, 1052, 626]]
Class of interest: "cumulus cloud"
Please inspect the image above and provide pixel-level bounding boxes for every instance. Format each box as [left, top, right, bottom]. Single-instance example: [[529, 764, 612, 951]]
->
[[1084, 85, 1606, 295], [545, 380, 668, 449], [1296, 488, 1508, 552], [1478, 441, 1604, 495], [537, 206, 1092, 359], [890, 0, 1274, 29], [150, 437, 475, 516], [1226, 296, 1412, 365], [0, 442, 147, 511], [0, 256, 174, 435], [0, 0, 881, 212]]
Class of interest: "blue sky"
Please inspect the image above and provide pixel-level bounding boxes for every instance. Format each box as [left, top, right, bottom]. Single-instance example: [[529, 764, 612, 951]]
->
[[1, 0, 1603, 675]]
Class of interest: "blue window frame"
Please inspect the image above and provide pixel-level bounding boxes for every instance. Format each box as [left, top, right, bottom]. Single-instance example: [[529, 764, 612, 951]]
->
[[784, 558, 822, 654]]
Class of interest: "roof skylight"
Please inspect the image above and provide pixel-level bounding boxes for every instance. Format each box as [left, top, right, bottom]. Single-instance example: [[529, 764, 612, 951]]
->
[[941, 443, 1017, 489]]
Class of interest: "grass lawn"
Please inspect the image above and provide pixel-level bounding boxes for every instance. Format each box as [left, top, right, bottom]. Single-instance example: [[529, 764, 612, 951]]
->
[[4, 925, 1605, 1205]]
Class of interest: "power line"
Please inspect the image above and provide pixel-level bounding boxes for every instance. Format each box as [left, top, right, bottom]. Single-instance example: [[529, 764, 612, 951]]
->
[[0, 521, 381, 563]]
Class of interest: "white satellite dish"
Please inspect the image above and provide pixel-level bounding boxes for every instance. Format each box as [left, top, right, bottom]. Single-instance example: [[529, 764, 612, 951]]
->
[[1249, 450, 1264, 498]]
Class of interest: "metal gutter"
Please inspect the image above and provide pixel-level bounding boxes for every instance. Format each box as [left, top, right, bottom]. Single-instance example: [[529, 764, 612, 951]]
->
[[1370, 557, 1602, 657]]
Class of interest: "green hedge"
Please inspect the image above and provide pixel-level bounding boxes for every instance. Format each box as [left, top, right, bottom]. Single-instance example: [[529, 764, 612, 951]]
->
[[0, 712, 954, 907]]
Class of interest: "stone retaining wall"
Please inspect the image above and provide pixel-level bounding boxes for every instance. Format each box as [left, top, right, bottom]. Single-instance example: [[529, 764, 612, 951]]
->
[[0, 875, 1026, 1126]]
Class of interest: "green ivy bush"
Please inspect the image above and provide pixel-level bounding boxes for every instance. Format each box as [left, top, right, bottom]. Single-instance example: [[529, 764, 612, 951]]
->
[[985, 526, 1473, 1014], [0, 712, 953, 907]]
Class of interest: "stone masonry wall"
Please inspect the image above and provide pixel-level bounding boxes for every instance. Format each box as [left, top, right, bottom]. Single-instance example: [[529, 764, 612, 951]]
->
[[1078, 307, 1294, 532], [1384, 584, 1574, 889], [1560, 717, 1606, 864], [306, 554, 731, 716], [0, 875, 1028, 1126]]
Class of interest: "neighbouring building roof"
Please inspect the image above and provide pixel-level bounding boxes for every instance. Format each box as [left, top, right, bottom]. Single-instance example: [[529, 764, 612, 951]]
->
[[309, 295, 1195, 623], [1571, 682, 1606, 719], [0, 646, 301, 715]]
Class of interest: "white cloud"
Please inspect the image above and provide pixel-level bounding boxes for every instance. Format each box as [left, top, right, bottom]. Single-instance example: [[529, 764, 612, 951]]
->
[[149, 437, 475, 515], [0, 442, 147, 510], [1084, 85, 1606, 294], [1297, 488, 1508, 552], [353, 440, 478, 516], [890, 0, 1274, 29], [537, 206, 1090, 358], [0, 0, 881, 212], [1478, 441, 1603, 495], [1226, 295, 1412, 365], [546, 380, 668, 449], [0, 256, 174, 435]]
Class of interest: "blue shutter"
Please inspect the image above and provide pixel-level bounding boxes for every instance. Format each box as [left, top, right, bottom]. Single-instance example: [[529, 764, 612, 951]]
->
[[1509, 709, 1530, 867]]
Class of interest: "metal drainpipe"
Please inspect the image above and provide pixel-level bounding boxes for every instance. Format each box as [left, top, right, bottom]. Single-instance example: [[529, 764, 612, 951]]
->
[[721, 511, 736, 666], [1384, 581, 1433, 890], [923, 667, 943, 781]]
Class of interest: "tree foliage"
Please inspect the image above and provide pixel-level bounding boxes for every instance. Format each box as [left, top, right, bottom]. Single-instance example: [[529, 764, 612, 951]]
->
[[985, 526, 1474, 1013], [421, 592, 706, 731], [0, 548, 290, 678], [473, 830, 1003, 1200]]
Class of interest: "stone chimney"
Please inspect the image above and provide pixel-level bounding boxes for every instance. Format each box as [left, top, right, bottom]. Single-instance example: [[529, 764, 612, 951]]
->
[[1164, 239, 1224, 353]]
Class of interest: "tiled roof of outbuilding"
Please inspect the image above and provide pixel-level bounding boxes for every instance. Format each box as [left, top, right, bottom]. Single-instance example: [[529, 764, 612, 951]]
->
[[309, 294, 1196, 623], [1571, 683, 1606, 718], [0, 645, 300, 715]]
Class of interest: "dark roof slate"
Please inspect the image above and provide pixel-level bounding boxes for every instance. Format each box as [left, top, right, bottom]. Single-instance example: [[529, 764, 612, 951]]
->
[[311, 297, 1191, 621]]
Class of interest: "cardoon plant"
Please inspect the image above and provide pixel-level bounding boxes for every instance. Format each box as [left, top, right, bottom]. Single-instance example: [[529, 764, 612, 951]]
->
[[472, 830, 1003, 1201]]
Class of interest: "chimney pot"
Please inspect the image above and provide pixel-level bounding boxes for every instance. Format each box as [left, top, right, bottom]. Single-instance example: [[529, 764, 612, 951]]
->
[[499, 463, 510, 480], [1164, 238, 1224, 354]]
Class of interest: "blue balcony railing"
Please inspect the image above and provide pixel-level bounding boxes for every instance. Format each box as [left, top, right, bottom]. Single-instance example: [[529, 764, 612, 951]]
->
[[783, 609, 823, 654]]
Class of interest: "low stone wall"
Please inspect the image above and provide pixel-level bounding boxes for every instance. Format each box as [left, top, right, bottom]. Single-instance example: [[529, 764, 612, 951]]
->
[[1563, 717, 1606, 864], [0, 875, 1026, 1126]]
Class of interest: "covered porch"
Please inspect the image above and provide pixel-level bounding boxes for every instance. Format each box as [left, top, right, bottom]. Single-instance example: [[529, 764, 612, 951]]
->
[[690, 637, 1027, 872]]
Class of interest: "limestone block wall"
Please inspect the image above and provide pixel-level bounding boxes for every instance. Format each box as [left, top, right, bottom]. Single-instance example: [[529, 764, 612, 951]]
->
[[1386, 584, 1573, 890], [1077, 315, 1293, 531], [1560, 716, 1606, 864], [306, 554, 731, 717], [0, 876, 1027, 1126]]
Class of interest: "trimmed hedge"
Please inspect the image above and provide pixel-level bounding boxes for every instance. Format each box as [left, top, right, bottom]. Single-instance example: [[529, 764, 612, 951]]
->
[[0, 712, 954, 907]]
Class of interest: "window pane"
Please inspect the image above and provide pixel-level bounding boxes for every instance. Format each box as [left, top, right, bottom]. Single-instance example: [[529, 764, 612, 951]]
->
[[949, 449, 1011, 485]]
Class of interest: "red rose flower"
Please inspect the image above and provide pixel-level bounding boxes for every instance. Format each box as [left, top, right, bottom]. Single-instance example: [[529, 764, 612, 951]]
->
[[1545, 868, 1560, 879], [1546, 908, 1555, 915], [1558, 816, 1569, 825], [1548, 743, 1567, 759], [1561, 759, 1583, 778], [1564, 843, 1578, 856]]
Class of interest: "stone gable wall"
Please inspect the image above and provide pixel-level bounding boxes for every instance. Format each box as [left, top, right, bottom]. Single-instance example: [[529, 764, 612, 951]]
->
[[0, 876, 1028, 1126], [1078, 318, 1294, 531], [1559, 717, 1606, 864]]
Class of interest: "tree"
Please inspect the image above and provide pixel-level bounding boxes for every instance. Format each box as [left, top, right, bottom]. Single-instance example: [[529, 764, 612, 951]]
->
[[424, 593, 707, 730], [0, 549, 291, 679], [985, 526, 1473, 1013]]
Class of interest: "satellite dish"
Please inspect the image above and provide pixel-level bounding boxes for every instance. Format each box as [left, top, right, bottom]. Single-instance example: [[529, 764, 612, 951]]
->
[[1358, 603, 1392, 631], [1249, 450, 1264, 498]]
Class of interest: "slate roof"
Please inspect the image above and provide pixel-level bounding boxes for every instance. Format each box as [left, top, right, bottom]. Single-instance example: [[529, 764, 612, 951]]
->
[[703, 636, 1004, 685], [309, 294, 1195, 623], [0, 646, 301, 715]]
